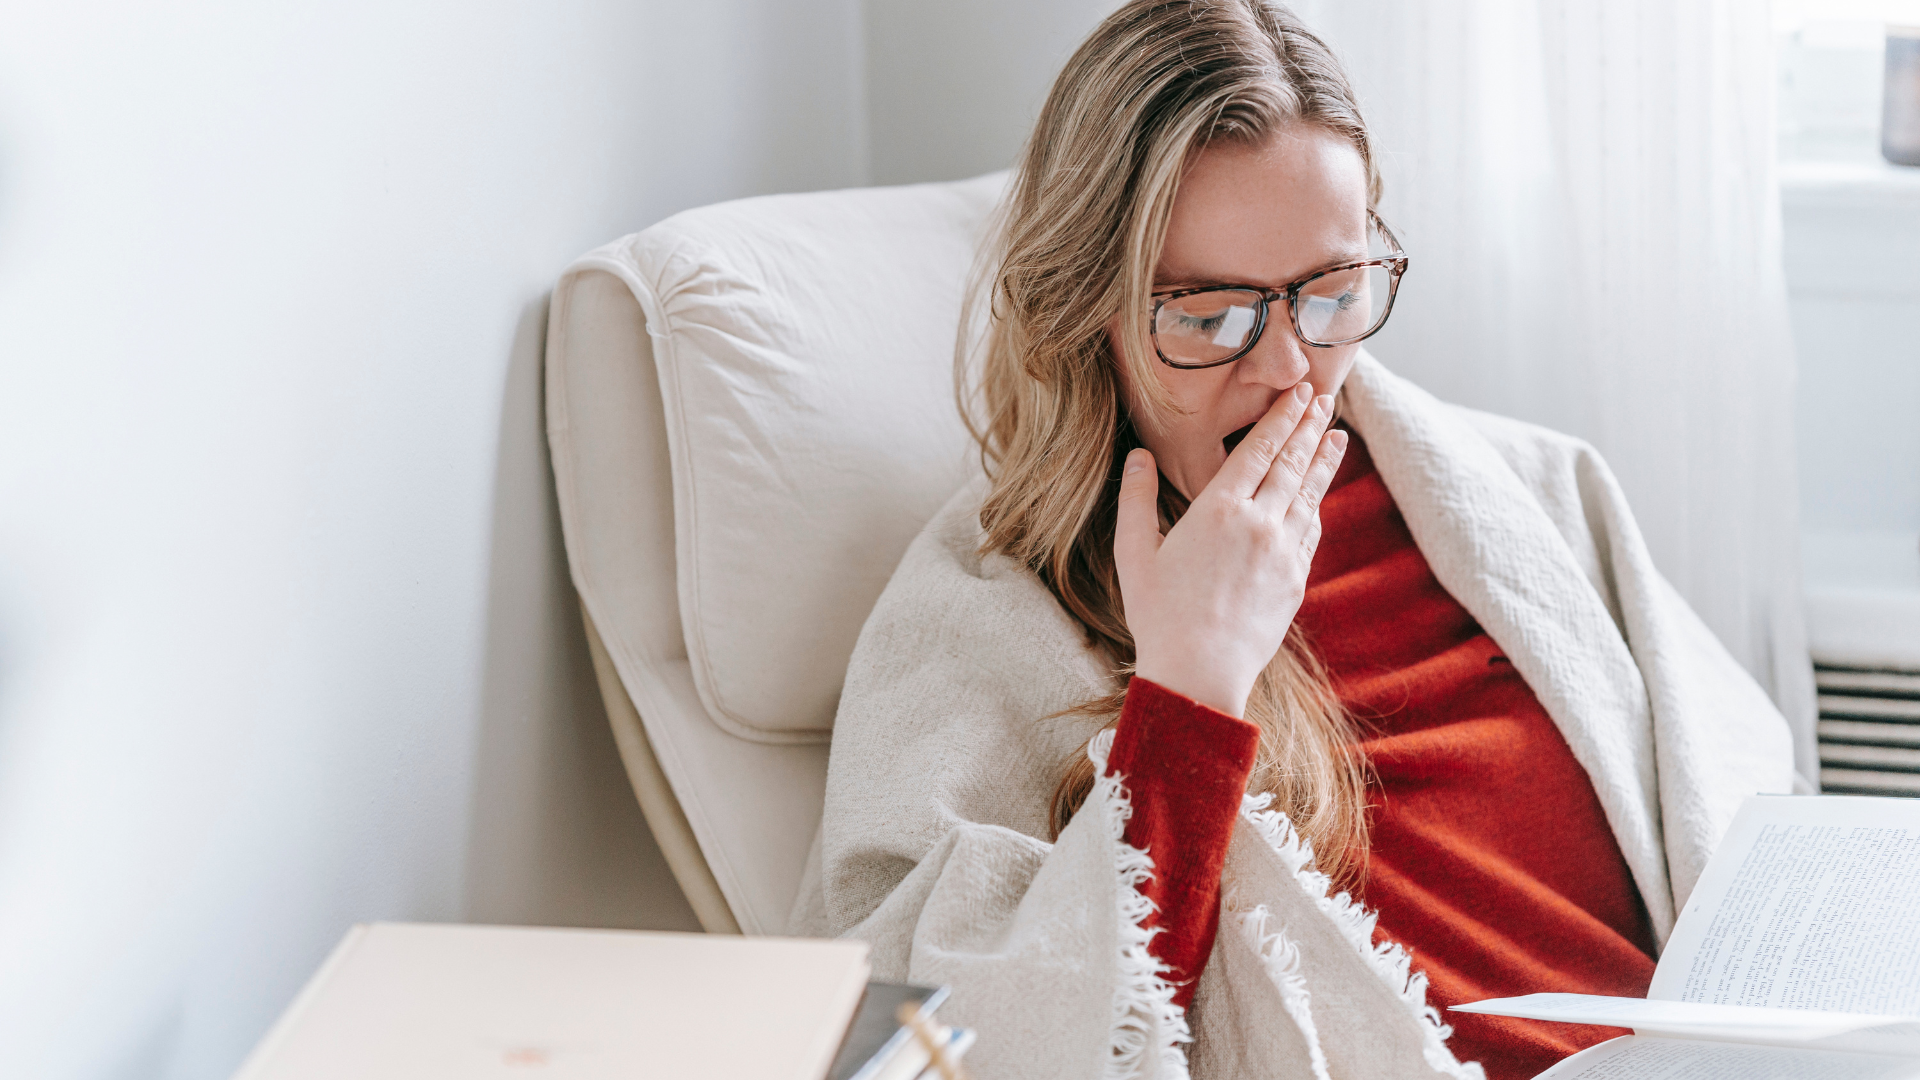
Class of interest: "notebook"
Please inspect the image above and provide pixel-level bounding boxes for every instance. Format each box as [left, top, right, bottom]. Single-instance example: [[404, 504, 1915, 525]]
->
[[232, 922, 872, 1080]]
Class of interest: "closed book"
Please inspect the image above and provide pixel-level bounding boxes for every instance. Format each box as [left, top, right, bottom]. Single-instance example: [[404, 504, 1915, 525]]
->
[[827, 983, 948, 1080], [233, 922, 871, 1080]]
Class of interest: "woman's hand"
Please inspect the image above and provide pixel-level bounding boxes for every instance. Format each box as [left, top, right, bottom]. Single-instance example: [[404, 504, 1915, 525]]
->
[[1116, 382, 1347, 718]]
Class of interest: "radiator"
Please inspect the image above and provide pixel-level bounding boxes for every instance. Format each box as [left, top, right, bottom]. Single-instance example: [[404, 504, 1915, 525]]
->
[[1816, 665, 1920, 796]]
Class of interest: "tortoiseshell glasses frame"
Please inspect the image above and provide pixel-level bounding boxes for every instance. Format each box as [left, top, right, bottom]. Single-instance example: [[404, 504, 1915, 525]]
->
[[1146, 212, 1409, 369]]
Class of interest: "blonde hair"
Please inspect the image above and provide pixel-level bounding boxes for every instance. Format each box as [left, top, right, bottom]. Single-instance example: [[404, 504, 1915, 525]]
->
[[961, 0, 1379, 884]]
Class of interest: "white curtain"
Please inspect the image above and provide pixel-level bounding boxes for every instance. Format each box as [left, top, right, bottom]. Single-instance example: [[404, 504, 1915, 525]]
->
[[1291, 0, 1819, 775]]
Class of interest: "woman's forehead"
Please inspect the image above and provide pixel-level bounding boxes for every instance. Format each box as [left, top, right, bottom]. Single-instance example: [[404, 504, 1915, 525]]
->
[[1158, 128, 1369, 287]]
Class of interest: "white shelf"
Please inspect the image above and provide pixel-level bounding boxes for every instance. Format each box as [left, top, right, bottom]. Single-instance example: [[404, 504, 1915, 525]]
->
[[1808, 587, 1920, 671], [1781, 158, 1920, 207]]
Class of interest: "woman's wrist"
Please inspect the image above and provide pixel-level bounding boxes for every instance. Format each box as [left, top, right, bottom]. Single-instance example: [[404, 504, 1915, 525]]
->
[[1133, 655, 1250, 719]]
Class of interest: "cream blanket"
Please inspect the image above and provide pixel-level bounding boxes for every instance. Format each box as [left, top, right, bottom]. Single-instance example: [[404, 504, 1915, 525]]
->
[[788, 354, 1795, 1079]]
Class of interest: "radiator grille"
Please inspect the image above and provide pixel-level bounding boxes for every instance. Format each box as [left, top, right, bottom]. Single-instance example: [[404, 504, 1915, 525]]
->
[[1817, 665, 1920, 796]]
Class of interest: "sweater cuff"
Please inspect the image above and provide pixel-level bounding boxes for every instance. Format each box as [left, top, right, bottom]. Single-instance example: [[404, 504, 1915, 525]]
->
[[1105, 676, 1261, 1010], [1106, 676, 1261, 789]]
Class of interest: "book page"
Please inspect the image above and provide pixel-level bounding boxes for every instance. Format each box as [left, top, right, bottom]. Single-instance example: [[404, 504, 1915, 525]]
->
[[1650, 796, 1920, 1015], [1537, 1035, 1920, 1080], [1453, 993, 1920, 1056]]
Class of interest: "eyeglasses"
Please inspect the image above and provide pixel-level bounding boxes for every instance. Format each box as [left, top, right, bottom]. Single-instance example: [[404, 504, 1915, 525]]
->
[[1147, 212, 1408, 369]]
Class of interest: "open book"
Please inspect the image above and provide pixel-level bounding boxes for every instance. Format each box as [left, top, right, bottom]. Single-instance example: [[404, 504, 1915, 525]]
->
[[1455, 795, 1920, 1079]]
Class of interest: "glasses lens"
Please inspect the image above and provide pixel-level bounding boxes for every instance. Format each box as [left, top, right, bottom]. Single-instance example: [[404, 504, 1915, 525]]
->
[[1294, 263, 1394, 346], [1154, 289, 1264, 366]]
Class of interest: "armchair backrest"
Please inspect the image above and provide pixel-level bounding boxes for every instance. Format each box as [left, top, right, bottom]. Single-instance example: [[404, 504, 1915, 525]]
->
[[545, 174, 1006, 933]]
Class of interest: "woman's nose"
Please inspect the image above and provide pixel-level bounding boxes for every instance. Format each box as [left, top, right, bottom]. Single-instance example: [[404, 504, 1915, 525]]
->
[[1236, 317, 1311, 389]]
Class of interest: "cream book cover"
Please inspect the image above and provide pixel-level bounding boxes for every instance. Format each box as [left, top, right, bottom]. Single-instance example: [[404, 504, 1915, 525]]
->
[[231, 922, 872, 1080]]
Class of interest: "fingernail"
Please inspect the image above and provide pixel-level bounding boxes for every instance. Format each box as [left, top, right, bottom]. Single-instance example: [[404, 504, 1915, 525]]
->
[[1124, 448, 1147, 475], [1329, 429, 1349, 451], [1314, 394, 1334, 416], [1294, 382, 1314, 403]]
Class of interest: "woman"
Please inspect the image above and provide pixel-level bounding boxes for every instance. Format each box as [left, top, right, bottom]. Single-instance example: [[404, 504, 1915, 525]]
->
[[788, 2, 1796, 1078]]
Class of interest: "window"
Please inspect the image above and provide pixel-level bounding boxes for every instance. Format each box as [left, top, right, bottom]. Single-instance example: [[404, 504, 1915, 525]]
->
[[1777, 0, 1920, 163]]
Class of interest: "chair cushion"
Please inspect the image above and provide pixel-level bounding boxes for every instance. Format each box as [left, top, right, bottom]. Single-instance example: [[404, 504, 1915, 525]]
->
[[610, 174, 1005, 740]]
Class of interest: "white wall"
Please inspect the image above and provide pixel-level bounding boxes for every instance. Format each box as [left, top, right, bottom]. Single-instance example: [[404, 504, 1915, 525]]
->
[[0, 1, 865, 1077], [1782, 171, 1920, 574], [1782, 166, 1920, 667], [863, 0, 1116, 184]]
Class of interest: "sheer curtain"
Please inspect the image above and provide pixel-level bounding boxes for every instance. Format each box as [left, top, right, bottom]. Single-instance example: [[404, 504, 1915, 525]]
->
[[1291, 0, 1819, 774]]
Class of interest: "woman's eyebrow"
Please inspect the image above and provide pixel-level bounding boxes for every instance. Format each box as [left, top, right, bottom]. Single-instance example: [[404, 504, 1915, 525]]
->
[[1156, 246, 1371, 290]]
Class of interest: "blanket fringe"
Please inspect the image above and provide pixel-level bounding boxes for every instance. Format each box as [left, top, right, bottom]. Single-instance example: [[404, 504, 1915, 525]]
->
[[1239, 793, 1485, 1080], [1088, 730, 1192, 1080], [1234, 903, 1332, 1080]]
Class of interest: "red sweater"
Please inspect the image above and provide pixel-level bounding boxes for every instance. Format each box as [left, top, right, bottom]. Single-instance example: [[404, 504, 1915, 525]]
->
[[1101, 431, 1656, 1079]]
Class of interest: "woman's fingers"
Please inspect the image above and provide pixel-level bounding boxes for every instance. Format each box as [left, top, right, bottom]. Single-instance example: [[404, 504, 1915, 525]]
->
[[1215, 381, 1315, 500], [1113, 447, 1163, 581], [1280, 428, 1348, 538], [1254, 392, 1336, 506]]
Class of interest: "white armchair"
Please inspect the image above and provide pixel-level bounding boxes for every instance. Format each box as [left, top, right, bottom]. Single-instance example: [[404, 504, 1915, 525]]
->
[[544, 174, 1005, 933]]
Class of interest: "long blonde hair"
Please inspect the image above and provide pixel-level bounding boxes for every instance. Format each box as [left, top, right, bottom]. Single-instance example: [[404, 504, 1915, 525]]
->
[[961, 0, 1380, 885]]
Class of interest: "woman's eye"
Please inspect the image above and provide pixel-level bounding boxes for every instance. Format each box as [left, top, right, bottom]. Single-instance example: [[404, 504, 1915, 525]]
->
[[1307, 291, 1362, 312], [1160, 298, 1257, 346], [1177, 312, 1230, 333]]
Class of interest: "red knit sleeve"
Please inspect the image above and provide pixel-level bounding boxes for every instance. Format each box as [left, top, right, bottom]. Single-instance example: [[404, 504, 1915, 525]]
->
[[1104, 676, 1261, 1010]]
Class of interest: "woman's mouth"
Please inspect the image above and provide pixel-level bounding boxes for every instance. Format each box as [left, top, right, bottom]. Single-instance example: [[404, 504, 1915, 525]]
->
[[1223, 422, 1256, 454]]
